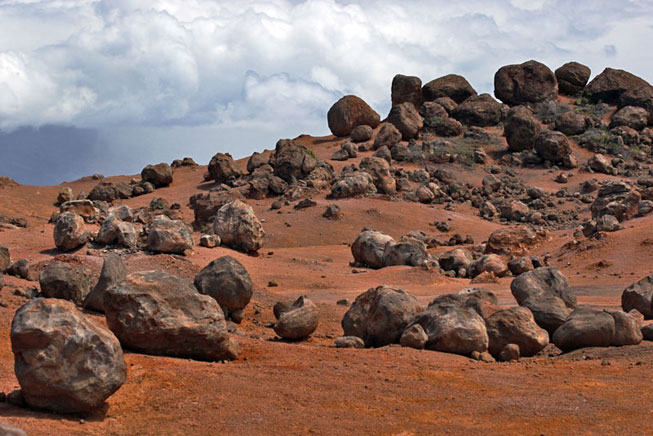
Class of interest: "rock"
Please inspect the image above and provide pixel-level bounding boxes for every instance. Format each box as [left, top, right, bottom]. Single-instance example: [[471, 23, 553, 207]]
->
[[147, 215, 193, 254], [419, 101, 449, 125], [88, 181, 132, 202], [584, 67, 653, 104], [342, 285, 422, 347], [330, 171, 377, 199], [11, 298, 126, 413], [335, 336, 365, 348], [0, 246, 9, 272], [427, 288, 499, 320], [199, 234, 221, 248], [351, 229, 395, 269], [383, 237, 428, 267], [274, 296, 319, 340], [387, 102, 423, 140], [7, 259, 29, 280], [610, 106, 648, 131], [269, 139, 318, 183], [53, 212, 88, 251], [194, 256, 253, 315], [141, 163, 173, 187], [247, 152, 267, 174], [511, 267, 576, 308], [96, 215, 137, 248], [451, 94, 503, 127], [500, 201, 530, 221], [373, 123, 402, 150], [360, 157, 396, 195], [622, 274, 653, 318], [642, 324, 653, 341], [57, 187, 73, 205], [0, 421, 26, 436], [439, 248, 473, 273], [213, 200, 265, 253], [327, 95, 381, 137], [485, 227, 545, 257], [323, 204, 342, 220], [273, 300, 293, 319], [534, 131, 572, 164], [391, 74, 422, 108], [434, 117, 463, 137], [590, 181, 641, 222], [494, 60, 558, 105], [350, 125, 373, 142], [588, 153, 616, 175], [400, 323, 428, 349], [555, 111, 587, 136], [498, 344, 520, 362], [552, 307, 616, 351], [610, 310, 643, 346], [39, 262, 93, 306], [83, 254, 126, 313], [469, 254, 509, 278], [595, 215, 621, 232], [104, 271, 239, 361], [508, 256, 534, 276], [521, 294, 572, 335], [505, 106, 541, 152], [422, 74, 477, 104], [189, 190, 244, 226], [486, 306, 549, 358], [208, 153, 241, 183], [408, 308, 489, 355], [60, 199, 100, 222], [555, 62, 591, 95]]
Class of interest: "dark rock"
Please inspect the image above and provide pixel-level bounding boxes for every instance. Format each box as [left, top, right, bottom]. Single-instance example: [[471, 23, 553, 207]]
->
[[610, 310, 643, 346], [0, 246, 9, 272], [7, 259, 29, 280], [84, 254, 126, 313], [555, 111, 587, 136], [213, 200, 265, 253], [590, 181, 641, 222], [451, 94, 502, 127], [373, 123, 402, 150], [351, 229, 394, 269], [147, 215, 193, 254], [334, 336, 365, 348], [508, 256, 534, 276], [383, 237, 428, 267], [269, 139, 318, 183], [555, 62, 591, 95], [350, 125, 374, 142], [194, 256, 253, 315], [622, 274, 653, 319], [552, 307, 616, 351], [610, 106, 648, 131], [387, 102, 423, 140], [391, 74, 422, 108], [486, 306, 549, 357], [407, 307, 488, 355], [39, 262, 93, 306], [327, 95, 381, 137], [359, 157, 396, 195], [422, 74, 477, 104], [323, 204, 342, 220], [330, 172, 377, 199], [511, 267, 576, 308], [494, 60, 558, 105], [53, 212, 88, 251], [141, 163, 173, 187], [208, 153, 241, 183], [534, 131, 572, 164], [400, 323, 428, 349], [274, 296, 319, 340], [427, 288, 499, 320], [247, 152, 267, 174], [521, 294, 572, 335], [584, 68, 653, 104]]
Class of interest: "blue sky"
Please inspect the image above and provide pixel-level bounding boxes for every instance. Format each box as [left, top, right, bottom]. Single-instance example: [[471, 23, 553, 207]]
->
[[1, 0, 652, 184]]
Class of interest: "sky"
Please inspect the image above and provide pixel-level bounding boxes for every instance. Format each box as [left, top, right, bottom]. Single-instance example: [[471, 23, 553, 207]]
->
[[1, 0, 652, 185]]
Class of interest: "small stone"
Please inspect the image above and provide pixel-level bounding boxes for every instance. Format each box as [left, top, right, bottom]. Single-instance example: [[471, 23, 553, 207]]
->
[[498, 343, 520, 362], [335, 336, 365, 348]]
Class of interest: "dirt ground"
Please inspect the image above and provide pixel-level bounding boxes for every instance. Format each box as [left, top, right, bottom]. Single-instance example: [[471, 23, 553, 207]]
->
[[0, 132, 652, 435]]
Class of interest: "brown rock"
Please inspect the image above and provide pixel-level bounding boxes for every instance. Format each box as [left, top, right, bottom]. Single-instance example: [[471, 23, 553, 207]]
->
[[327, 95, 380, 137], [422, 74, 477, 104], [494, 60, 558, 105]]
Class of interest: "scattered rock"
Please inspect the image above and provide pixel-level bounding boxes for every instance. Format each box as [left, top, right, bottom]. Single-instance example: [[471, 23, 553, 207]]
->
[[622, 274, 653, 319], [39, 262, 94, 306], [350, 125, 374, 142], [555, 111, 587, 136], [200, 234, 221, 248], [408, 307, 489, 355], [6, 259, 29, 280], [327, 95, 381, 137], [323, 204, 343, 220], [610, 106, 648, 131], [335, 336, 365, 348], [330, 171, 377, 199], [83, 254, 126, 313], [57, 187, 73, 205], [351, 229, 394, 269], [552, 307, 616, 352], [147, 215, 193, 254], [213, 200, 265, 253], [534, 131, 572, 164], [494, 60, 558, 105], [373, 123, 402, 150], [590, 181, 641, 222], [194, 256, 253, 317], [53, 212, 88, 251], [141, 163, 173, 188], [498, 344, 520, 362], [274, 296, 319, 340]]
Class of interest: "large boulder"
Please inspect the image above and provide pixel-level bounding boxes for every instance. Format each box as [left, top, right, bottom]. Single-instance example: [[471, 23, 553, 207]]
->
[[485, 306, 549, 358], [469, 254, 509, 278], [39, 262, 94, 306], [327, 95, 381, 137], [330, 172, 378, 199], [534, 130, 572, 164], [359, 157, 396, 195], [350, 125, 373, 142], [60, 199, 101, 222], [505, 106, 541, 152], [422, 74, 477, 104], [96, 215, 137, 248], [351, 229, 395, 269], [485, 227, 545, 257], [439, 248, 473, 274], [213, 200, 265, 253], [407, 308, 488, 355], [391, 74, 422, 108], [622, 274, 653, 318], [342, 285, 422, 347], [521, 294, 573, 335], [88, 181, 132, 202], [383, 237, 428, 267], [147, 215, 194, 254], [141, 163, 173, 188], [555, 111, 587, 136], [373, 123, 402, 150], [208, 153, 241, 183], [53, 212, 88, 251], [83, 254, 126, 313], [269, 139, 318, 183], [494, 60, 558, 105], [274, 296, 319, 340], [590, 181, 641, 222], [387, 102, 423, 139], [189, 190, 244, 227], [555, 62, 591, 96], [552, 307, 616, 351], [610, 310, 643, 346], [584, 68, 653, 104], [610, 106, 649, 131], [11, 298, 126, 413], [194, 256, 253, 316], [451, 94, 502, 127], [427, 288, 499, 320], [104, 271, 239, 361]]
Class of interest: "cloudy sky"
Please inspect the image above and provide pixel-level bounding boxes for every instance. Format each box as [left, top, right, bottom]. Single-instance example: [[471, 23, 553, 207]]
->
[[1, 0, 652, 184]]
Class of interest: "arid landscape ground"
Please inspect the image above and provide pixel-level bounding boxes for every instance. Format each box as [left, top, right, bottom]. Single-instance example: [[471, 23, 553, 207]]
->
[[2, 62, 653, 435]]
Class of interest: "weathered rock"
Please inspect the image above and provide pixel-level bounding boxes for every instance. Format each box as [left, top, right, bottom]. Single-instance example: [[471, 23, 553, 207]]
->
[[588, 154, 616, 175], [521, 294, 573, 335], [534, 131, 572, 164], [323, 204, 342, 220], [274, 296, 319, 340], [342, 285, 422, 347], [469, 254, 509, 278], [439, 248, 473, 273], [141, 163, 173, 187], [147, 215, 193, 254], [387, 102, 423, 140], [350, 125, 374, 142], [383, 237, 428, 267], [194, 256, 253, 316], [330, 172, 377, 199], [373, 123, 402, 150], [610, 106, 648, 131], [335, 336, 365, 348], [327, 95, 381, 137], [584, 68, 653, 104], [360, 157, 396, 195], [590, 181, 641, 222], [555, 62, 591, 95], [427, 288, 499, 320], [213, 200, 265, 253], [57, 187, 73, 205], [0, 421, 26, 436], [189, 190, 244, 226], [247, 152, 267, 174], [400, 323, 428, 349], [511, 267, 576, 308], [500, 201, 530, 222], [88, 181, 132, 202], [208, 153, 241, 183], [269, 139, 318, 183], [408, 308, 488, 355], [6, 259, 29, 280], [84, 254, 126, 313], [96, 215, 137, 248], [422, 74, 477, 104], [0, 246, 9, 272], [11, 298, 126, 413], [104, 271, 239, 360], [351, 229, 394, 269], [552, 307, 616, 351], [485, 227, 545, 257], [39, 262, 93, 306], [494, 60, 558, 105], [53, 212, 88, 251], [391, 74, 422, 108], [60, 199, 100, 222], [451, 94, 502, 127], [499, 343, 520, 362], [486, 306, 549, 357], [505, 106, 541, 152], [610, 310, 643, 346], [622, 274, 653, 319], [199, 234, 221, 248], [555, 111, 587, 136], [508, 256, 534, 276], [419, 101, 449, 125]]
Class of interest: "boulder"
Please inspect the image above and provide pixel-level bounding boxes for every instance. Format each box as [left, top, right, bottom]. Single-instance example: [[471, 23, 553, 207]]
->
[[104, 271, 239, 361], [194, 256, 253, 316], [584, 68, 653, 104], [327, 95, 381, 137], [373, 123, 402, 150], [451, 94, 502, 127], [511, 267, 576, 308], [387, 102, 423, 140], [587, 154, 616, 175], [408, 308, 488, 355], [622, 274, 653, 318], [555, 62, 591, 95], [427, 288, 499, 320], [53, 212, 88, 251], [269, 139, 318, 183], [555, 111, 587, 136], [274, 296, 319, 340], [96, 215, 137, 248], [494, 60, 558, 105], [7, 259, 29, 280], [499, 344, 520, 362], [485, 306, 549, 357], [439, 248, 473, 273], [84, 254, 126, 313], [213, 200, 265, 253], [590, 181, 641, 222], [485, 227, 545, 257], [391, 74, 422, 108], [383, 237, 428, 267], [400, 323, 428, 349], [521, 294, 572, 335], [610, 310, 643, 346], [88, 181, 132, 202], [11, 298, 126, 413], [189, 190, 244, 226], [335, 336, 365, 348], [422, 74, 477, 104], [359, 157, 396, 195], [351, 229, 395, 269], [141, 163, 173, 187], [208, 153, 241, 183], [342, 285, 422, 347], [147, 215, 194, 254], [534, 131, 572, 164], [350, 125, 373, 142], [419, 102, 449, 125], [610, 106, 648, 131], [199, 234, 221, 247], [433, 117, 463, 137], [60, 199, 101, 222], [508, 256, 534, 276], [505, 106, 541, 152], [0, 246, 9, 272], [57, 187, 73, 205], [330, 172, 377, 199], [469, 254, 509, 278], [552, 307, 616, 351], [39, 262, 93, 306]]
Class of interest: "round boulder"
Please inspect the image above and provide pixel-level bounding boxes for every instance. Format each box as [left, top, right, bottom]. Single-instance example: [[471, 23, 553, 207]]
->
[[584, 68, 653, 104], [534, 130, 572, 164], [552, 307, 616, 352], [351, 229, 395, 269], [213, 200, 265, 253], [422, 74, 477, 104], [555, 62, 591, 96], [194, 256, 254, 316], [494, 60, 558, 105], [486, 306, 549, 358], [208, 153, 241, 183], [505, 106, 541, 152], [39, 261, 94, 306], [451, 94, 503, 127], [327, 95, 381, 137], [53, 212, 88, 251], [274, 296, 319, 340], [141, 163, 173, 188], [391, 74, 422, 108], [147, 215, 194, 254], [387, 102, 423, 140]]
